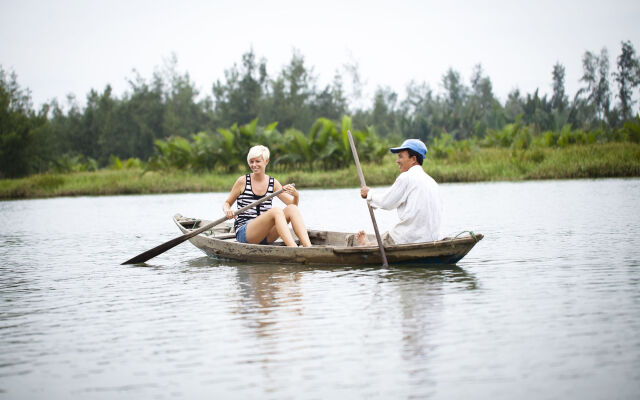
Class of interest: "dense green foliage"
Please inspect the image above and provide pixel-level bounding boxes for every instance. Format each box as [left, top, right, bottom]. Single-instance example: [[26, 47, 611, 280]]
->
[[146, 116, 388, 173], [1, 41, 640, 179], [0, 70, 50, 177]]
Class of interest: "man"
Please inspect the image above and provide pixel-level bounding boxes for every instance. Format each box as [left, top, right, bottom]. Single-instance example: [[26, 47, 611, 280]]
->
[[353, 138, 443, 246]]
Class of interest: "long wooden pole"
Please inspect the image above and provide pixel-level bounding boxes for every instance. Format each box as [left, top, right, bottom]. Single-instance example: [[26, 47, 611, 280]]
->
[[122, 187, 288, 265], [347, 131, 389, 267]]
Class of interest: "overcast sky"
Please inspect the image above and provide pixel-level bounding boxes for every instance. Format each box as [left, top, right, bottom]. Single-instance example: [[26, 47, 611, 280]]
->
[[1, 0, 639, 110]]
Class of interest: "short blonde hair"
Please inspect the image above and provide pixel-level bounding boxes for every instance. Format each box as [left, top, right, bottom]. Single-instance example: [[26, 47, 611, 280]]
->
[[247, 145, 270, 164]]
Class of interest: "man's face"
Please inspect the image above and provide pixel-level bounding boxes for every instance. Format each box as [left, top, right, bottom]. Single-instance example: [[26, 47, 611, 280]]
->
[[396, 150, 415, 172]]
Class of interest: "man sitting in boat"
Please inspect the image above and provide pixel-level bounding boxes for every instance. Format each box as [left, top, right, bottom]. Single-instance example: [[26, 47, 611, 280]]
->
[[351, 139, 443, 246], [223, 145, 312, 247]]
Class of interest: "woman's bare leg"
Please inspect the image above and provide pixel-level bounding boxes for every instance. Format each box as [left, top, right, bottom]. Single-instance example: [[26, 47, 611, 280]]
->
[[283, 205, 311, 247], [245, 207, 298, 246]]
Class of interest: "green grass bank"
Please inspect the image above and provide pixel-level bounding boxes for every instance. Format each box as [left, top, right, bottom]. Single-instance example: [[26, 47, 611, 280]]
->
[[2, 143, 639, 200]]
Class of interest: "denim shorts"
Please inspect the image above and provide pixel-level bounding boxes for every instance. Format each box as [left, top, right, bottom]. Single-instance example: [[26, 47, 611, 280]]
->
[[235, 223, 269, 245]]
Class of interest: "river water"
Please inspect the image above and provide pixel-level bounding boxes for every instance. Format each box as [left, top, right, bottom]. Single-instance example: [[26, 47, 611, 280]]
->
[[1, 179, 639, 399]]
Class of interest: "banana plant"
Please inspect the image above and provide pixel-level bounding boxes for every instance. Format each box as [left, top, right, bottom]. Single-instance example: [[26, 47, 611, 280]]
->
[[285, 128, 313, 169], [190, 131, 219, 172], [146, 116, 392, 173]]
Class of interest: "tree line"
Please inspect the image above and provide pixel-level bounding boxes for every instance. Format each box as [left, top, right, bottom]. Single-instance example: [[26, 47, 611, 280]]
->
[[1, 41, 639, 178]]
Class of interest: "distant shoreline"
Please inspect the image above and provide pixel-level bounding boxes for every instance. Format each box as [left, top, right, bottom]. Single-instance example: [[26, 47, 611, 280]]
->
[[1, 143, 638, 200]]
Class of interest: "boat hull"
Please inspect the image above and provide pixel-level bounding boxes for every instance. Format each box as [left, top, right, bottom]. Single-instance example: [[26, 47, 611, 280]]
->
[[173, 214, 483, 266]]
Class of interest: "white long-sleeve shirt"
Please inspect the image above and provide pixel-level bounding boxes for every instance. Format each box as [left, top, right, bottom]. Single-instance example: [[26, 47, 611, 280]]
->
[[367, 165, 443, 244]]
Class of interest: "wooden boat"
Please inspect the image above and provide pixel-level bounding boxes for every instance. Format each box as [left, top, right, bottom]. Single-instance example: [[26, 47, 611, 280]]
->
[[173, 214, 483, 265]]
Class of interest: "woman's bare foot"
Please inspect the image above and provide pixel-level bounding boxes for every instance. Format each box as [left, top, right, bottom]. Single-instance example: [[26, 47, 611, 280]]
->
[[356, 230, 371, 246]]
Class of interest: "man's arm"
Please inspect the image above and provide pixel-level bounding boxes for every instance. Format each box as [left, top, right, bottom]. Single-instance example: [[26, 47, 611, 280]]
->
[[364, 175, 408, 210]]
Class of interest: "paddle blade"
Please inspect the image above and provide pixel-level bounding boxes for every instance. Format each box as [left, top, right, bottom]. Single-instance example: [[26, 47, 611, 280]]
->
[[121, 234, 190, 265]]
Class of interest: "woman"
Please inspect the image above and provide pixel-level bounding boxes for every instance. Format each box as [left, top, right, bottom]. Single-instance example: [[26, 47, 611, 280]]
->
[[222, 145, 312, 247]]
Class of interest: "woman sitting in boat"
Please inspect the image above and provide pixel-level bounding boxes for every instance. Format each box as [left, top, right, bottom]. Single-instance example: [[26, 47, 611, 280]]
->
[[222, 145, 312, 247]]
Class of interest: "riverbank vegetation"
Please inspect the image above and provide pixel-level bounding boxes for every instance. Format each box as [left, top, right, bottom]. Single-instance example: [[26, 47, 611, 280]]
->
[[1, 40, 639, 198], [2, 142, 638, 199]]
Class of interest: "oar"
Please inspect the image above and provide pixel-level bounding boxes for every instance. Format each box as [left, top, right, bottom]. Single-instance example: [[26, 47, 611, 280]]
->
[[347, 130, 389, 267], [122, 186, 289, 265]]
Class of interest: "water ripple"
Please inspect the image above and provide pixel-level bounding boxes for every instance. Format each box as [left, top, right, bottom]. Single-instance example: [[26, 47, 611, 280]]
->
[[1, 181, 640, 398]]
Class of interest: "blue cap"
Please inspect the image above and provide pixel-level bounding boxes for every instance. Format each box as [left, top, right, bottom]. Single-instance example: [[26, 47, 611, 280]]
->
[[389, 139, 427, 158]]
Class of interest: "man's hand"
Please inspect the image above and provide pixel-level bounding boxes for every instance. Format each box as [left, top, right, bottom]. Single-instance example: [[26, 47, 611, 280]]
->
[[360, 186, 370, 199]]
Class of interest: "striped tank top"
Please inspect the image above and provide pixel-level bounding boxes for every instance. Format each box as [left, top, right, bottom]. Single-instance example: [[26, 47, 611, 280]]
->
[[234, 174, 275, 231]]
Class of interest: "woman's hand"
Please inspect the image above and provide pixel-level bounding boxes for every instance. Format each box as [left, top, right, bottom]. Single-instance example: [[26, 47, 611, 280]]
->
[[283, 184, 299, 198], [223, 204, 235, 220], [361, 186, 370, 199]]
